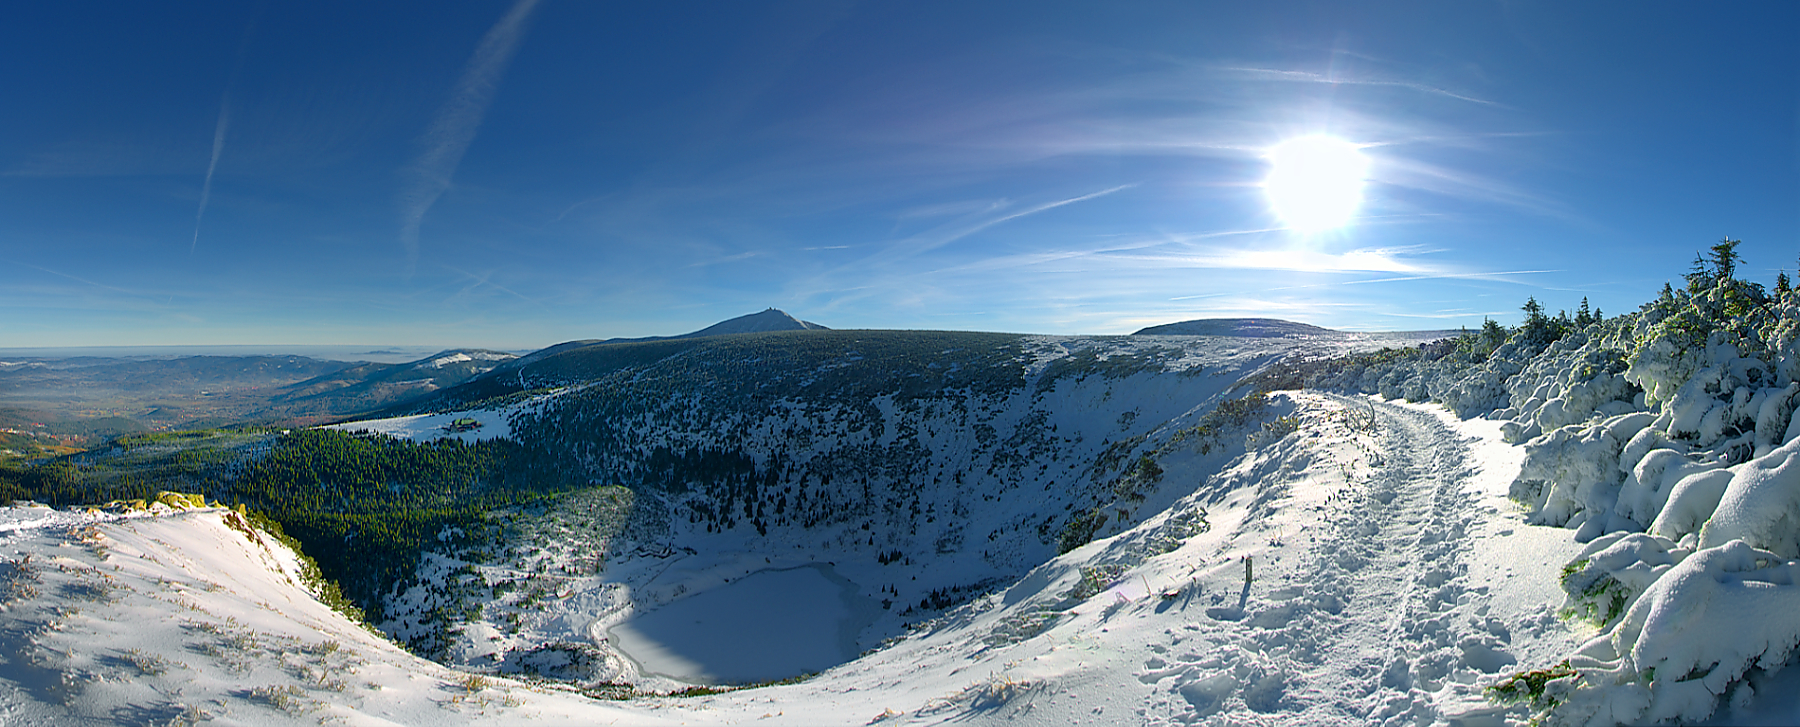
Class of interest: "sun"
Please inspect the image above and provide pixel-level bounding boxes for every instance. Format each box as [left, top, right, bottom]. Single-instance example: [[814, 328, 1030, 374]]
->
[[1264, 135, 1369, 233]]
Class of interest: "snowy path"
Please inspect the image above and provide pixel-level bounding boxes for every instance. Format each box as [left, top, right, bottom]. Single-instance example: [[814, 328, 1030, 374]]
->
[[1139, 394, 1539, 726], [1295, 395, 1507, 724]]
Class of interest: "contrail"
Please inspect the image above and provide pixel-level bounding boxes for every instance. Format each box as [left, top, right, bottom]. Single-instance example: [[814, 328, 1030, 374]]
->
[[398, 0, 540, 278], [191, 99, 230, 255], [191, 14, 259, 254], [908, 184, 1138, 258]]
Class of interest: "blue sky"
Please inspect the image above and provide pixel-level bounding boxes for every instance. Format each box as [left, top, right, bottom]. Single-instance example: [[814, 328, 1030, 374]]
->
[[3, 1, 1797, 349]]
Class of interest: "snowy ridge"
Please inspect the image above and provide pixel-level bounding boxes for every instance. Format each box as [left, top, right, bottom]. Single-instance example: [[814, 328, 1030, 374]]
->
[[0, 505, 681, 726]]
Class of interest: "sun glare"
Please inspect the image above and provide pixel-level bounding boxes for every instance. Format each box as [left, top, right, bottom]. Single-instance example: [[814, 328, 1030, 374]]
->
[[1264, 135, 1369, 233]]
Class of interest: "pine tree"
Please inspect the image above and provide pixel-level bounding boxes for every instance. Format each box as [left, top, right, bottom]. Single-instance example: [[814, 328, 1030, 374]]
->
[[1522, 296, 1547, 328]]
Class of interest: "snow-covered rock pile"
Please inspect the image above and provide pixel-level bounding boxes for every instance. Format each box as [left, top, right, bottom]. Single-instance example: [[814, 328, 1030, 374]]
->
[[1333, 273, 1800, 725]]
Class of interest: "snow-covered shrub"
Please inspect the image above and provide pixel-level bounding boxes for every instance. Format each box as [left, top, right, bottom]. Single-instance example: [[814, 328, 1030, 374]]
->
[[1508, 412, 1652, 533], [1549, 540, 1800, 727], [1615, 447, 1719, 532], [1697, 435, 1800, 558], [1558, 532, 1691, 627], [1244, 416, 1299, 448]]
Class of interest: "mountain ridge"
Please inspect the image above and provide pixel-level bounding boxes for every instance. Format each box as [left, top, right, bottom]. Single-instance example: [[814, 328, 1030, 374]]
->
[[493, 308, 828, 374]]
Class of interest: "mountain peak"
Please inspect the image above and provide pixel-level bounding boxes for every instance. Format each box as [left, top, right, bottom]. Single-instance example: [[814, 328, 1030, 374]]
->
[[681, 308, 828, 338]]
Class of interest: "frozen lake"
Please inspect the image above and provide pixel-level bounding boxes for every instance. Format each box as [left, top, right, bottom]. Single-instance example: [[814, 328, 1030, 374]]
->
[[607, 564, 874, 685]]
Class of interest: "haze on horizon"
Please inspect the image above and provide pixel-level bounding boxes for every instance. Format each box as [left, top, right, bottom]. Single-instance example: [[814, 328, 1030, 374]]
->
[[3, 2, 1796, 350]]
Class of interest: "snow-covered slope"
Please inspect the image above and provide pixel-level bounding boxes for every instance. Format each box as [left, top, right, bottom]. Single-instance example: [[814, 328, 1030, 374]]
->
[[0, 504, 681, 726], [0, 391, 1588, 726], [222, 329, 1616, 724]]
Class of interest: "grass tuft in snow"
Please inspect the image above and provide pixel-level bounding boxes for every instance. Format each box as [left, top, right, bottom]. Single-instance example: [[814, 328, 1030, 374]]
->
[[1067, 563, 1129, 600], [247, 683, 317, 715], [1487, 660, 1578, 709], [1557, 558, 1632, 626], [119, 647, 173, 676]]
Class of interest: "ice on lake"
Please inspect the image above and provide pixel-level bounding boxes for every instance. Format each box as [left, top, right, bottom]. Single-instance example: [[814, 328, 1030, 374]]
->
[[607, 564, 874, 685]]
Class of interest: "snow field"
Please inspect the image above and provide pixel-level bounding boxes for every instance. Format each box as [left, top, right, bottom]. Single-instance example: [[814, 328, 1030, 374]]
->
[[322, 407, 515, 444]]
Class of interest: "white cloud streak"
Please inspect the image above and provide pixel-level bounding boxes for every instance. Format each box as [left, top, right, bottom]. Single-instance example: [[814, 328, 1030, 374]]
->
[[398, 0, 539, 278], [191, 99, 230, 255]]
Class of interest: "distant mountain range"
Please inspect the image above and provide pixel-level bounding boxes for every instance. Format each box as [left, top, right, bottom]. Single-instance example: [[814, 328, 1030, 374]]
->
[[1132, 317, 1462, 341], [0, 310, 1465, 441], [1132, 318, 1343, 338], [495, 308, 828, 373], [266, 349, 519, 417]]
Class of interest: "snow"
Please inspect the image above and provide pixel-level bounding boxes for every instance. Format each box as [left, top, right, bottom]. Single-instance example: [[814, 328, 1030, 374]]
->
[[19, 305, 1800, 724], [323, 407, 515, 443], [1699, 436, 1800, 557], [0, 505, 683, 726]]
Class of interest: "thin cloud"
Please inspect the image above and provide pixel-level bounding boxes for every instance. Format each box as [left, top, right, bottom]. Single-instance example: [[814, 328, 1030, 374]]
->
[[16, 262, 144, 297], [894, 199, 1009, 219], [908, 184, 1136, 257], [688, 251, 760, 268], [792, 184, 1139, 308], [1167, 269, 1557, 300], [398, 0, 540, 278], [1339, 269, 1558, 285], [1155, 246, 1435, 276], [1221, 66, 1501, 107], [443, 265, 539, 306]]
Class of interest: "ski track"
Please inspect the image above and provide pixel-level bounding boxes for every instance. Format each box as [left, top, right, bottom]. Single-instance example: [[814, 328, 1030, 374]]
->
[[1143, 395, 1517, 726]]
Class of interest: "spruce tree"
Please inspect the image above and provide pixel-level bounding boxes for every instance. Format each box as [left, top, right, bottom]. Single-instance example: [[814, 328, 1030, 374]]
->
[[1575, 297, 1595, 327], [1686, 253, 1712, 292], [1709, 238, 1742, 281], [1480, 318, 1507, 352]]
